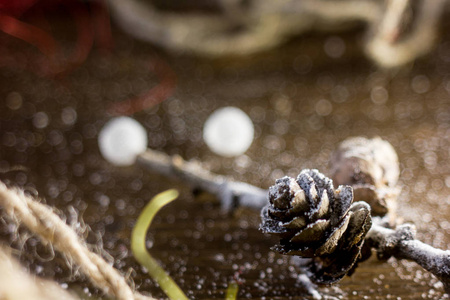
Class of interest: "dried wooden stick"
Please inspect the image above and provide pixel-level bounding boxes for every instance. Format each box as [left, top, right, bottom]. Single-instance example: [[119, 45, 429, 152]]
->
[[367, 221, 450, 293], [108, 0, 446, 67], [137, 149, 267, 212]]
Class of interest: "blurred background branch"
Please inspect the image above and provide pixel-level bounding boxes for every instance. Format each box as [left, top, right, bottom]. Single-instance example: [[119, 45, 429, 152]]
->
[[108, 0, 448, 68]]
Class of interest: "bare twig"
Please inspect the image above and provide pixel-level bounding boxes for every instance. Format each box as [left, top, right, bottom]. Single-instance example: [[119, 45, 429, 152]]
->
[[366, 0, 447, 68], [108, 0, 447, 67], [137, 149, 267, 212], [366, 221, 450, 293]]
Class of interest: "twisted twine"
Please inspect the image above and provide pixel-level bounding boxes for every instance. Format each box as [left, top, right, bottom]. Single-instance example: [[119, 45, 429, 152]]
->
[[0, 182, 155, 300]]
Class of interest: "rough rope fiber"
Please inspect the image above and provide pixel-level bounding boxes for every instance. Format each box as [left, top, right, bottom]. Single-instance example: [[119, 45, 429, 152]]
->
[[0, 181, 155, 300], [0, 245, 78, 300]]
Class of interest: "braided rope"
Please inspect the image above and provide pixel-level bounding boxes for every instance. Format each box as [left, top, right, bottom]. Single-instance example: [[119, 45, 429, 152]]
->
[[0, 182, 155, 300]]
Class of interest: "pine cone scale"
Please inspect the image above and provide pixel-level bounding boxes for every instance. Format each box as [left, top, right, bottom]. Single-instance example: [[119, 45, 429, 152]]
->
[[281, 216, 307, 229], [260, 206, 291, 237], [340, 202, 372, 251], [314, 192, 329, 219], [272, 246, 312, 257], [290, 219, 329, 243], [315, 213, 351, 256], [290, 189, 308, 213], [330, 185, 353, 226]]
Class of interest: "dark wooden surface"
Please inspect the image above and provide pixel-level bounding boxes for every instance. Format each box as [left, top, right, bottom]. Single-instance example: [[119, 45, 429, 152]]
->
[[0, 15, 449, 299]]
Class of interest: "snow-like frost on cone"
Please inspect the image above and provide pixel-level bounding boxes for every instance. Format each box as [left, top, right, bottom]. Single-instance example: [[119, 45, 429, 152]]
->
[[260, 169, 372, 284]]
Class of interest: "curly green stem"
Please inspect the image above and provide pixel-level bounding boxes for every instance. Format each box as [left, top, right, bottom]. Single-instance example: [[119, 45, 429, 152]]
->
[[131, 189, 188, 300], [225, 282, 239, 300]]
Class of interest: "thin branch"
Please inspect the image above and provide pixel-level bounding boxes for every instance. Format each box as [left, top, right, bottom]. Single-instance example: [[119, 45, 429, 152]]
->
[[108, 0, 446, 67], [137, 149, 267, 212], [366, 0, 447, 68], [366, 221, 450, 293]]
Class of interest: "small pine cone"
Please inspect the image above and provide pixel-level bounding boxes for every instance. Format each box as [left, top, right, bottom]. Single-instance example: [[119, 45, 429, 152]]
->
[[260, 169, 372, 284], [329, 136, 400, 217]]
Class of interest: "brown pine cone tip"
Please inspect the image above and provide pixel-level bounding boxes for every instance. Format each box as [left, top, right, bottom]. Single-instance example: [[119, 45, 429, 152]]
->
[[260, 169, 372, 284], [329, 136, 400, 217]]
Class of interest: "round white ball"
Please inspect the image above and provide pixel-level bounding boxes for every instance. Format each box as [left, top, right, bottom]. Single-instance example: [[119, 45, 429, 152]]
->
[[98, 117, 148, 166], [203, 106, 254, 157]]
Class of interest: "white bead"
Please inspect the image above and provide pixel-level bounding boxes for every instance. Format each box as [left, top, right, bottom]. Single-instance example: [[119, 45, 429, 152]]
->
[[98, 117, 148, 166], [203, 107, 254, 157]]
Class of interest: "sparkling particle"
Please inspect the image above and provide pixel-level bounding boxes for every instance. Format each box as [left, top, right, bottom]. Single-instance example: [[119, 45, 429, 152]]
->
[[445, 176, 450, 188], [2, 132, 16, 147], [293, 55, 312, 75], [61, 107, 77, 126], [411, 75, 430, 94], [315, 99, 333, 116], [203, 106, 254, 157], [98, 117, 148, 166], [324, 36, 346, 58], [32, 112, 49, 129], [331, 85, 349, 103], [6, 92, 23, 110], [371, 86, 389, 105], [47, 130, 64, 146]]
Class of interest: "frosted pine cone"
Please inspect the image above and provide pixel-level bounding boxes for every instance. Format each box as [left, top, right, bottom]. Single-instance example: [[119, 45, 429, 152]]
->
[[260, 169, 372, 283]]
